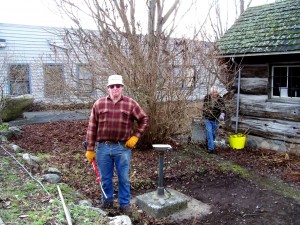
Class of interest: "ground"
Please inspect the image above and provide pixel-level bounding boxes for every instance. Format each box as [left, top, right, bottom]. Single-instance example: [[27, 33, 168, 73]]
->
[[6, 120, 300, 224]]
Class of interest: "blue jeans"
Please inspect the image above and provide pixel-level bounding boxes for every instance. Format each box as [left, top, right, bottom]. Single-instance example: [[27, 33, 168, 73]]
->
[[205, 119, 219, 151], [96, 142, 131, 207]]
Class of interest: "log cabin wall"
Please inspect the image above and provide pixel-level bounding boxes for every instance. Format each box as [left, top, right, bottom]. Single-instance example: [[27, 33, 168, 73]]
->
[[217, 0, 300, 152], [229, 63, 300, 152]]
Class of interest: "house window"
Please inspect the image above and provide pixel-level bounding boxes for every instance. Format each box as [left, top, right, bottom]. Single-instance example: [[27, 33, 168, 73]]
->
[[8, 64, 30, 96], [77, 65, 93, 93], [44, 64, 65, 97], [272, 66, 300, 98], [172, 66, 195, 89]]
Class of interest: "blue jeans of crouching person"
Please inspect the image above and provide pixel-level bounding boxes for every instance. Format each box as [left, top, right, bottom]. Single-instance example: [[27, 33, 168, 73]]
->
[[205, 119, 219, 152], [96, 142, 131, 207]]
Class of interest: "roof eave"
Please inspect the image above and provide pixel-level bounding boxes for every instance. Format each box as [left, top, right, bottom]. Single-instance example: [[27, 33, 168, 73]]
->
[[217, 50, 300, 58]]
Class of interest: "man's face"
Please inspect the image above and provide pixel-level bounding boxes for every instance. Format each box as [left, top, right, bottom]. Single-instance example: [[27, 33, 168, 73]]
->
[[108, 84, 124, 98], [211, 89, 218, 98]]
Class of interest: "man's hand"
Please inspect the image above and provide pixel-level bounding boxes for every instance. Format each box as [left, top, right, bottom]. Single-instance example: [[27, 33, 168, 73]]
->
[[125, 136, 139, 149], [85, 150, 95, 162], [219, 112, 225, 121]]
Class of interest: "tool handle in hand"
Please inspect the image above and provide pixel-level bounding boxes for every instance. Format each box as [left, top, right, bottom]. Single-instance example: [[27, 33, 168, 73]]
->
[[92, 160, 101, 183]]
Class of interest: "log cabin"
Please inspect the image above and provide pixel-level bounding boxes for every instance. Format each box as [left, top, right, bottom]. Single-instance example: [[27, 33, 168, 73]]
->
[[217, 0, 300, 152]]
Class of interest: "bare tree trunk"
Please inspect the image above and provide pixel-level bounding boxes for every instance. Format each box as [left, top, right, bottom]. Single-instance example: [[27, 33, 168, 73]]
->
[[240, 0, 245, 14]]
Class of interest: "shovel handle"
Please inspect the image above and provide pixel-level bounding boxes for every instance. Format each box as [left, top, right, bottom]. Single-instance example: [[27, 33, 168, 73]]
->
[[92, 160, 101, 183], [92, 160, 108, 199]]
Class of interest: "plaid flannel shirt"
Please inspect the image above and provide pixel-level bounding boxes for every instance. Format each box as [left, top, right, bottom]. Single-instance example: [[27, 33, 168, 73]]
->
[[86, 95, 149, 151]]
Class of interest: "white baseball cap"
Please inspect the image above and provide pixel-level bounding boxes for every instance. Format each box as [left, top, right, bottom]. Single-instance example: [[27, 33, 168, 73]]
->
[[107, 74, 124, 86]]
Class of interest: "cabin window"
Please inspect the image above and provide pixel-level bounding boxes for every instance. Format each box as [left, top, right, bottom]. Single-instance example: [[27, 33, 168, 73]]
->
[[272, 66, 300, 98], [77, 64, 93, 93], [8, 64, 30, 96], [44, 64, 65, 97], [172, 66, 195, 89]]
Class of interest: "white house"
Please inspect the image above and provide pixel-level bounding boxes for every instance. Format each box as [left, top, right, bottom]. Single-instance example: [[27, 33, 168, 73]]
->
[[0, 23, 97, 104], [0, 23, 222, 105]]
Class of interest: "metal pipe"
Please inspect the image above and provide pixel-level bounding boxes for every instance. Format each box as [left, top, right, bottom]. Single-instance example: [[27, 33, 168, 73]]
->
[[157, 152, 165, 196], [235, 68, 241, 133]]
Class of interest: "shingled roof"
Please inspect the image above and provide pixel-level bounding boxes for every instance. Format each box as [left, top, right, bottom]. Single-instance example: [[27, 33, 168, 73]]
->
[[217, 0, 300, 56]]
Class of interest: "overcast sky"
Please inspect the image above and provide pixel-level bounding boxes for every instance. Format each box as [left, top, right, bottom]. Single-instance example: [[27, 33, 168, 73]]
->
[[0, 0, 275, 37]]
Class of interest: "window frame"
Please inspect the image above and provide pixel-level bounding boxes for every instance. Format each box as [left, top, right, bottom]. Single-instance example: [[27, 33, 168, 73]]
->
[[172, 65, 196, 90], [8, 64, 30, 96], [76, 64, 94, 94], [271, 65, 300, 99], [43, 64, 65, 97]]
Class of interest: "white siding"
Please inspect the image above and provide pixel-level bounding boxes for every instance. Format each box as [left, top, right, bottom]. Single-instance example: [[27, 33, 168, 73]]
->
[[0, 23, 218, 104], [0, 23, 67, 101]]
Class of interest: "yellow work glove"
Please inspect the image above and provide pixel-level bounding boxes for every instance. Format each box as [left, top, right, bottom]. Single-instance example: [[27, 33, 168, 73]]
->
[[85, 150, 95, 162], [125, 136, 139, 149]]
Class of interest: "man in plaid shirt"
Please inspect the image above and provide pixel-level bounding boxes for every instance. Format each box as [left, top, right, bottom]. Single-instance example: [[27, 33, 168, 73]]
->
[[85, 74, 149, 214]]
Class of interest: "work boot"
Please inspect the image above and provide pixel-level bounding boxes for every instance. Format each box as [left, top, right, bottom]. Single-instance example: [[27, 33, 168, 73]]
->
[[119, 205, 132, 216], [100, 199, 114, 209]]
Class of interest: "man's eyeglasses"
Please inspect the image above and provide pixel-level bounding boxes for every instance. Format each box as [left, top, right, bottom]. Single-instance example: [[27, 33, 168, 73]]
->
[[108, 84, 122, 89]]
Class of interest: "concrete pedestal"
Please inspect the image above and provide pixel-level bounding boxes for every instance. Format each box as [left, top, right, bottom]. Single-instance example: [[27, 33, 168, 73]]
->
[[135, 188, 211, 221], [135, 188, 188, 218]]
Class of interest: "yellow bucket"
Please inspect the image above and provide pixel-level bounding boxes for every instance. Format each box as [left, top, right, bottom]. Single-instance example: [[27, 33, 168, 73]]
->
[[228, 133, 246, 150]]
